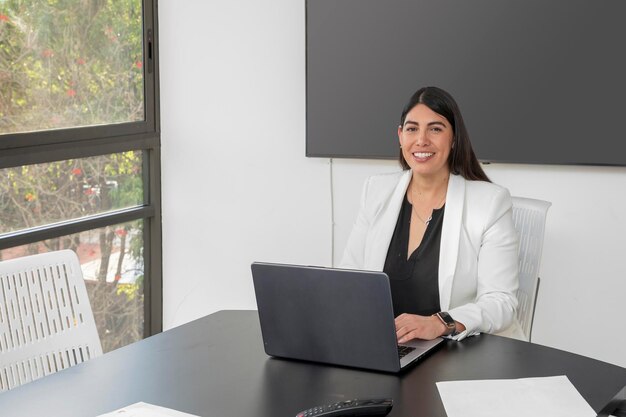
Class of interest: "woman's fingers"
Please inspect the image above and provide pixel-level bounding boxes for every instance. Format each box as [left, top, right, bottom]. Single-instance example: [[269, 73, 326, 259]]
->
[[395, 313, 445, 342]]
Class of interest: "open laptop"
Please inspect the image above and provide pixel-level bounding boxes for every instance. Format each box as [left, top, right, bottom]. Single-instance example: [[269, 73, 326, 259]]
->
[[251, 262, 443, 373]]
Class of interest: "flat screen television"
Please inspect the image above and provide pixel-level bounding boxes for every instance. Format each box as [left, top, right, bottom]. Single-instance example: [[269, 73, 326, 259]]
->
[[306, 0, 626, 166]]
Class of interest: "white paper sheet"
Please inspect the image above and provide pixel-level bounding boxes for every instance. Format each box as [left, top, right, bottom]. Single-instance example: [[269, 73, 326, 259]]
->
[[96, 402, 200, 417], [436, 375, 596, 417]]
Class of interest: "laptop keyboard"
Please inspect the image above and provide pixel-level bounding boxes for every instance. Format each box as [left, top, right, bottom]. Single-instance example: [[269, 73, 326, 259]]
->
[[397, 345, 416, 359]]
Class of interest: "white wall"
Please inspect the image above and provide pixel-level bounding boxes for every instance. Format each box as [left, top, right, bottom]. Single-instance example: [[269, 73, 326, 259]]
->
[[485, 164, 626, 368], [159, 0, 331, 329], [159, 0, 626, 368]]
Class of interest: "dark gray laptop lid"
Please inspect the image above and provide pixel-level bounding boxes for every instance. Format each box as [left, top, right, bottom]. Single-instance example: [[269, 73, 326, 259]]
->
[[251, 262, 402, 372]]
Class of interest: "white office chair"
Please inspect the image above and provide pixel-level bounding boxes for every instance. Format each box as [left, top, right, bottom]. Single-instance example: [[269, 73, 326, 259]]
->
[[0, 249, 102, 392], [507, 196, 551, 342]]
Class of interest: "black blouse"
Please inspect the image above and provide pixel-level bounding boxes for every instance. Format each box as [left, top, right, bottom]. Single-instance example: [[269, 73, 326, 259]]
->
[[383, 193, 444, 317]]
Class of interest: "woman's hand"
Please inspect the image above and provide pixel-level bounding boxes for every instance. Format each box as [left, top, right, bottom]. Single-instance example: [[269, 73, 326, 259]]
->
[[395, 313, 447, 342]]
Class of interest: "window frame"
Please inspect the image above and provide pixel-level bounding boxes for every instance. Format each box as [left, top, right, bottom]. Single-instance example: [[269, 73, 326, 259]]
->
[[0, 0, 162, 338]]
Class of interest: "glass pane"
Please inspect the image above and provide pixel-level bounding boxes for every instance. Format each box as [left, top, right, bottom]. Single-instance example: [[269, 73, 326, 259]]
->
[[0, 151, 143, 235], [0, 0, 144, 134], [0, 220, 144, 353]]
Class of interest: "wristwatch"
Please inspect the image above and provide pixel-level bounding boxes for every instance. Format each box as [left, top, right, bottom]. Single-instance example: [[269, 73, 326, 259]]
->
[[434, 311, 457, 336]]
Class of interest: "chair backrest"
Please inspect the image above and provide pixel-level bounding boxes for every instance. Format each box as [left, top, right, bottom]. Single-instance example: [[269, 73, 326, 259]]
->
[[0, 249, 102, 392], [511, 196, 551, 342]]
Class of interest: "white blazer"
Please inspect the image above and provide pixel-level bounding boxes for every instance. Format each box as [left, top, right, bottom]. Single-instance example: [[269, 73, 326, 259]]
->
[[340, 170, 521, 340]]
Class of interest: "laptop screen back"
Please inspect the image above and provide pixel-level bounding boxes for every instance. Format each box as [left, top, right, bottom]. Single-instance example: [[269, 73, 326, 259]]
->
[[251, 262, 402, 372]]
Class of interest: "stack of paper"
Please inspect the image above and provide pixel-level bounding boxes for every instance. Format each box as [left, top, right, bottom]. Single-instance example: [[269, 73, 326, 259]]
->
[[97, 402, 200, 417], [436, 375, 596, 417]]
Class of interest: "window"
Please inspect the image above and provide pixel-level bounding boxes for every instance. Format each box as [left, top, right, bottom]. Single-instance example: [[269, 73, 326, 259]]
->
[[0, 0, 161, 352]]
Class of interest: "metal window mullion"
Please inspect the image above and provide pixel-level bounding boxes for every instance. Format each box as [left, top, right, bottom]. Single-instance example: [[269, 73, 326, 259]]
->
[[144, 0, 162, 337], [0, 122, 151, 152], [143, 0, 157, 131], [0, 134, 158, 170], [0, 206, 154, 251], [145, 146, 162, 336]]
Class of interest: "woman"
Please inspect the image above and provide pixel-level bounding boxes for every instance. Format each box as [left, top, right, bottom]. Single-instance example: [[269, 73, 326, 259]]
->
[[340, 86, 520, 342]]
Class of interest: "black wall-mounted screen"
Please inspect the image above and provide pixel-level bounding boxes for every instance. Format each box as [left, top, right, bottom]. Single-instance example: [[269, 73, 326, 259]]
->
[[306, 0, 626, 166]]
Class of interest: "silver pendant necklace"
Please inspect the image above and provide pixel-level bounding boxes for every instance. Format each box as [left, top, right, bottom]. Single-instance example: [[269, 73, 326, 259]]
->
[[410, 183, 447, 226]]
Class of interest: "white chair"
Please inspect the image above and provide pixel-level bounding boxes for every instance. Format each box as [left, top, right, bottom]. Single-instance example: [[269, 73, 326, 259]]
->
[[510, 196, 551, 342], [0, 249, 102, 392]]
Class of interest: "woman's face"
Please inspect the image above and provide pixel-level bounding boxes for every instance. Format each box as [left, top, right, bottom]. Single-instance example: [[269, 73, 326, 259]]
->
[[398, 104, 453, 179]]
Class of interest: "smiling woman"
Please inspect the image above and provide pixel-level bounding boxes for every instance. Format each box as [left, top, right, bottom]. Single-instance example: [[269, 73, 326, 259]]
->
[[397, 87, 489, 182], [398, 104, 454, 180], [340, 86, 523, 343]]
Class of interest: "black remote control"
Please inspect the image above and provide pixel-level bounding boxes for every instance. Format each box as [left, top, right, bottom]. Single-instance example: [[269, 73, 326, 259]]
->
[[295, 398, 393, 417]]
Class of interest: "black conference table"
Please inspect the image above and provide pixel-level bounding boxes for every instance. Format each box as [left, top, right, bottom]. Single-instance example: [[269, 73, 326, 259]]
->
[[1, 310, 625, 417]]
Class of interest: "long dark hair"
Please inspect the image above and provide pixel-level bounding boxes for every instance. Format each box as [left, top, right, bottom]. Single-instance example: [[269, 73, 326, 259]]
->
[[398, 86, 490, 182]]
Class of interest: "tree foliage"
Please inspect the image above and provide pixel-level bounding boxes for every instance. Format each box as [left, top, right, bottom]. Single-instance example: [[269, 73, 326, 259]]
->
[[0, 0, 145, 352], [0, 0, 143, 133]]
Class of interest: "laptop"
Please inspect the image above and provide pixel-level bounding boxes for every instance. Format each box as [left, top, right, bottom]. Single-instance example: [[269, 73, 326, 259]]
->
[[251, 262, 443, 373]]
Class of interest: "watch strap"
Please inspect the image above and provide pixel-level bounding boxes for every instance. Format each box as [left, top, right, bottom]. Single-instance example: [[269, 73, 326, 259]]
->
[[435, 311, 457, 336]]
